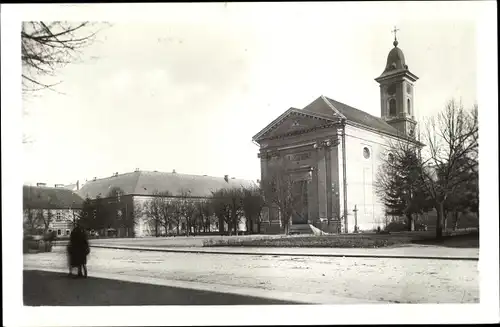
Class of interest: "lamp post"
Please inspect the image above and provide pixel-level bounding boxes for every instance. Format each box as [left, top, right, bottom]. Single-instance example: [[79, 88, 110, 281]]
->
[[72, 200, 76, 228], [353, 205, 359, 233]]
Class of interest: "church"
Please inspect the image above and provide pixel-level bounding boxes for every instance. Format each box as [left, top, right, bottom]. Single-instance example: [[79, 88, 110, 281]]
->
[[252, 34, 422, 234]]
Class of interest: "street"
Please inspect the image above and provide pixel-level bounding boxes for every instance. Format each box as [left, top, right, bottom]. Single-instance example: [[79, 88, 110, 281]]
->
[[23, 246, 479, 305], [24, 270, 295, 305]]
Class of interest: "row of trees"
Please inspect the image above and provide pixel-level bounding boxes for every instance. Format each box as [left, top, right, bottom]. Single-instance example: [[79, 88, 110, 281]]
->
[[376, 100, 478, 238], [142, 166, 308, 237], [143, 186, 267, 237], [73, 168, 305, 237]]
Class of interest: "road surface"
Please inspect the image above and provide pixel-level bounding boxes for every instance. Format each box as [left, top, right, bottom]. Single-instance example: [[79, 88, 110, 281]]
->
[[24, 270, 296, 306], [24, 247, 479, 304]]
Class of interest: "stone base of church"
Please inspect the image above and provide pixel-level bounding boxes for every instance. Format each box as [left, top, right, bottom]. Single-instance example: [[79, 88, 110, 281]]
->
[[314, 220, 342, 234]]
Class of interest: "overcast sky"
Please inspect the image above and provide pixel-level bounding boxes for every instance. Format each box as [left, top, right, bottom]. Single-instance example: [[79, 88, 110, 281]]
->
[[19, 2, 483, 186]]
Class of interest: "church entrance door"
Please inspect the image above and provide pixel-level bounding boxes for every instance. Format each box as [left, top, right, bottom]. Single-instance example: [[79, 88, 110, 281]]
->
[[291, 180, 309, 224]]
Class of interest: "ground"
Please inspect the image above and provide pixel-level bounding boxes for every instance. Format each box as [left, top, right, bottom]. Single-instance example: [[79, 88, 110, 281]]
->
[[24, 245, 479, 304], [24, 270, 293, 305]]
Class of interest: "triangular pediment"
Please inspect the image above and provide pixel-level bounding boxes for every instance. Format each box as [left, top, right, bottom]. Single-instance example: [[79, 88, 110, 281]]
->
[[252, 108, 340, 142]]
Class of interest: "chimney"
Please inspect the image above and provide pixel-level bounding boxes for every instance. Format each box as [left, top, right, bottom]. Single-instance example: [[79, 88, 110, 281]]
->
[[135, 168, 139, 172], [93, 177, 97, 181], [76, 180, 80, 190], [172, 169, 176, 174], [36, 182, 46, 187], [224, 175, 229, 183], [54, 184, 64, 188]]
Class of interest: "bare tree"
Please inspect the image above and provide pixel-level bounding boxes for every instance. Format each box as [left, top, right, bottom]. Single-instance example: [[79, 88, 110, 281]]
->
[[194, 200, 214, 233], [143, 190, 174, 237], [175, 189, 199, 236], [195, 200, 213, 233], [21, 21, 106, 93], [261, 165, 304, 235], [38, 208, 54, 234], [420, 100, 478, 238], [242, 185, 265, 234], [210, 189, 232, 235], [23, 208, 42, 235]]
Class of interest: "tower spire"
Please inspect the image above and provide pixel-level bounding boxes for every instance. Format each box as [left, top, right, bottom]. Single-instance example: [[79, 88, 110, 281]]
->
[[391, 26, 400, 47]]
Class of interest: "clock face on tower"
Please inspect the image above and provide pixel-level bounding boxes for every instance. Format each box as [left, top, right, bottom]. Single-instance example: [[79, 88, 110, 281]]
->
[[387, 84, 397, 96]]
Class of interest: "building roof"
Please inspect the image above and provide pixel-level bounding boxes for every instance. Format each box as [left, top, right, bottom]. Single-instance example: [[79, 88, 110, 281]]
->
[[253, 95, 422, 143], [23, 185, 84, 209], [324, 97, 403, 136], [303, 96, 404, 137], [63, 183, 77, 191], [78, 170, 257, 199]]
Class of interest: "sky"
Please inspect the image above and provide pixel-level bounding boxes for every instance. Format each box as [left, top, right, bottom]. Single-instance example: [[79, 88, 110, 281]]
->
[[19, 2, 482, 186]]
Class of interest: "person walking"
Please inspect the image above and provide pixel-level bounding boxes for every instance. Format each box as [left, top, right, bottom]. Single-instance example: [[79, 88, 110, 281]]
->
[[67, 225, 90, 278]]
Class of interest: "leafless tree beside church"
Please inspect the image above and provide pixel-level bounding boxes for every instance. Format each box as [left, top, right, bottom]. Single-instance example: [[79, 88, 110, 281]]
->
[[419, 100, 478, 238], [261, 165, 306, 235], [376, 99, 478, 238]]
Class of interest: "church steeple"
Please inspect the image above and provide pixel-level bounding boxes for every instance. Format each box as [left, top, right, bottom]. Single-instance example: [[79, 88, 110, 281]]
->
[[375, 27, 419, 137]]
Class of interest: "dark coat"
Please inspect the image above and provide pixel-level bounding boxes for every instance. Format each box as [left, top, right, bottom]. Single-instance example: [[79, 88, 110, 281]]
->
[[67, 227, 90, 267]]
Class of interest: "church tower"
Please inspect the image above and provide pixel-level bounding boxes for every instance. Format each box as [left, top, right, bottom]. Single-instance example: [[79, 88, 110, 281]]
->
[[375, 28, 419, 137]]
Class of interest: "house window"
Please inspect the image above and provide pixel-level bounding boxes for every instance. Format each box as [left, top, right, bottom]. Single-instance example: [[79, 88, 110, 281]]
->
[[66, 229, 70, 236], [57, 229, 62, 236], [407, 99, 411, 115], [389, 99, 397, 116], [363, 147, 371, 159], [116, 209, 123, 220], [181, 222, 186, 230], [56, 211, 62, 221], [388, 153, 394, 163]]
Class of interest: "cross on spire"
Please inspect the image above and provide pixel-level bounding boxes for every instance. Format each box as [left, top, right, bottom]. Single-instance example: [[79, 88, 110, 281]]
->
[[391, 26, 400, 47], [391, 26, 400, 41]]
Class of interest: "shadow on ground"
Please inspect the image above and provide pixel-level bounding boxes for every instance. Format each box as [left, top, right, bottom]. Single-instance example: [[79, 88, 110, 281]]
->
[[24, 270, 299, 306]]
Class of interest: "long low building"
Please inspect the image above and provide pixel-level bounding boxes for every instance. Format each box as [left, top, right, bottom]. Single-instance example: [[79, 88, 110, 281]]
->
[[23, 184, 84, 237], [77, 170, 257, 237]]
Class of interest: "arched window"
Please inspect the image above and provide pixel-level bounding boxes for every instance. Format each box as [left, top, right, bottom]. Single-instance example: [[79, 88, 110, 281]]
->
[[389, 99, 397, 116], [407, 99, 411, 115]]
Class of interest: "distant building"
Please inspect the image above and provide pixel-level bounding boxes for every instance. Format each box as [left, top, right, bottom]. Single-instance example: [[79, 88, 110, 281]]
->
[[63, 180, 81, 192], [78, 170, 257, 237], [23, 185, 84, 237]]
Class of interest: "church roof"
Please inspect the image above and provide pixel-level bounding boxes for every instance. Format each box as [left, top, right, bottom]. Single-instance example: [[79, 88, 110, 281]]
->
[[324, 97, 402, 136], [304, 96, 403, 137], [253, 95, 423, 144], [23, 185, 84, 209], [78, 170, 257, 199]]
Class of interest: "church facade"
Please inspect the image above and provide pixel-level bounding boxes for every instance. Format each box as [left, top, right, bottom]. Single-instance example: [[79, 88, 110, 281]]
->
[[253, 37, 421, 234]]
